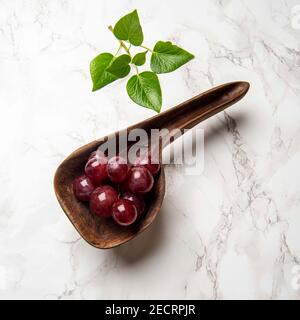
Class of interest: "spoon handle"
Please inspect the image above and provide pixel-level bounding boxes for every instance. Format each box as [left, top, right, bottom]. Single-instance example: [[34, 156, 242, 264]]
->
[[129, 81, 249, 147]]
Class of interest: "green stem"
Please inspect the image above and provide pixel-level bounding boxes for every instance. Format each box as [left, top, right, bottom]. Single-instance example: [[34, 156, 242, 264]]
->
[[108, 25, 139, 74], [140, 45, 152, 52], [133, 64, 139, 74], [114, 44, 122, 56], [108, 26, 130, 55]]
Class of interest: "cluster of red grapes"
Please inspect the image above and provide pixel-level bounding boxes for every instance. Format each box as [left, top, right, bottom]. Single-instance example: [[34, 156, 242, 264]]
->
[[73, 150, 160, 226]]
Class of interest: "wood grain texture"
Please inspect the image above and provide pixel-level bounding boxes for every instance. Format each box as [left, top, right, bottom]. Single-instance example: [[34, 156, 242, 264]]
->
[[54, 81, 250, 249]]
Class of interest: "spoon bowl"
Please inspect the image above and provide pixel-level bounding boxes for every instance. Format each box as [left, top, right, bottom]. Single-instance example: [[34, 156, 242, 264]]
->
[[54, 81, 249, 249]]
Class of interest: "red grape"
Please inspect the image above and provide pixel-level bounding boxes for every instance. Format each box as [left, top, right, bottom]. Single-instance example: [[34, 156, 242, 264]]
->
[[85, 155, 108, 184], [107, 156, 129, 183], [123, 192, 145, 216], [135, 154, 160, 176], [73, 175, 95, 202], [127, 167, 154, 194], [89, 185, 118, 218], [112, 199, 137, 226]]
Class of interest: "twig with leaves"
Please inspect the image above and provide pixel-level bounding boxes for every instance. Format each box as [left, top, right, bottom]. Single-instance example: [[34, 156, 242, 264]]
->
[[90, 10, 194, 113]]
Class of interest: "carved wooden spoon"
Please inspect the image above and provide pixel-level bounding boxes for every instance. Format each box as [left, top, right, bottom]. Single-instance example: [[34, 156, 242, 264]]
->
[[54, 81, 249, 249]]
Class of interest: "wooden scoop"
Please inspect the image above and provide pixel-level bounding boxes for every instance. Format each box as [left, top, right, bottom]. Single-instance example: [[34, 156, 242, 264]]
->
[[54, 81, 250, 249]]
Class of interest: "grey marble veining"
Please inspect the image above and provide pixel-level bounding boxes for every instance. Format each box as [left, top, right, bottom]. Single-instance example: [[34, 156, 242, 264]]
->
[[0, 0, 299, 299]]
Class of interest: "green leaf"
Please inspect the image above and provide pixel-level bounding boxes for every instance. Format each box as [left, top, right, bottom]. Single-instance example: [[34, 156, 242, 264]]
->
[[132, 51, 147, 66], [90, 53, 118, 91], [106, 54, 131, 78], [113, 9, 143, 46], [126, 71, 162, 113], [150, 41, 194, 74]]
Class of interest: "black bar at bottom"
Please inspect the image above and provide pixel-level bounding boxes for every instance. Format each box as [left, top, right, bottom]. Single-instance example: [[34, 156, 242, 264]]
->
[[0, 300, 298, 319]]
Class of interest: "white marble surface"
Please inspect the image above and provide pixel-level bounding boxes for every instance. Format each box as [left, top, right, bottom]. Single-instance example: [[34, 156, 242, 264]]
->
[[0, 0, 300, 300]]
